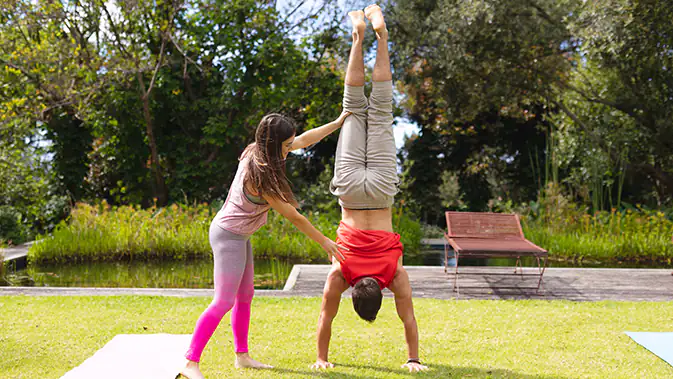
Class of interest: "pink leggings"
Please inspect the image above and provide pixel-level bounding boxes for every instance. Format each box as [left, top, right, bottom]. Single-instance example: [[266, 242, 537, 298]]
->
[[185, 223, 254, 362]]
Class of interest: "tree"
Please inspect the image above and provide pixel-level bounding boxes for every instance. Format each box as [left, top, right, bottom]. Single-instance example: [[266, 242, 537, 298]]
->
[[388, 0, 673, 219], [560, 0, 673, 206], [1, 0, 354, 210], [0, 0, 101, 229], [98, 0, 185, 205], [0, 0, 105, 126]]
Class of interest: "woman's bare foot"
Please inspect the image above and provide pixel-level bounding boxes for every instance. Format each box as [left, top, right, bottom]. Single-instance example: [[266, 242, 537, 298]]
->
[[348, 10, 366, 41], [364, 4, 388, 40], [234, 352, 274, 369], [180, 360, 205, 379]]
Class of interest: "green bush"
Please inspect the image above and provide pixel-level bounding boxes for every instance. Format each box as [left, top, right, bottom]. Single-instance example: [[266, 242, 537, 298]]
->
[[394, 209, 423, 254], [0, 206, 29, 245], [421, 223, 445, 239], [0, 249, 5, 283], [39, 195, 71, 233]]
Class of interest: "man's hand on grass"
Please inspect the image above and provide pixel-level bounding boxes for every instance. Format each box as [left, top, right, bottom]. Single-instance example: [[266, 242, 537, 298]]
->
[[401, 362, 428, 373], [311, 359, 334, 370]]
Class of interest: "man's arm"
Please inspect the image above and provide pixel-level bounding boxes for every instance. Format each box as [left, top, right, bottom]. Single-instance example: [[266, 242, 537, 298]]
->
[[388, 265, 428, 372], [292, 111, 350, 151], [313, 263, 349, 369]]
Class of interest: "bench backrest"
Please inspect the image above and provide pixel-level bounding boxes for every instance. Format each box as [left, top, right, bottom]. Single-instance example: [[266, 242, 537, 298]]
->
[[445, 211, 524, 239]]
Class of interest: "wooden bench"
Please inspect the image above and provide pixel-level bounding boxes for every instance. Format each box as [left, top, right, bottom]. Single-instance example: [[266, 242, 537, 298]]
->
[[443, 211, 548, 293]]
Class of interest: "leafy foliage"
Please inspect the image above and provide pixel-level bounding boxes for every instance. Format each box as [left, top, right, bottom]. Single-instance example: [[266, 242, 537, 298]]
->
[[0, 205, 28, 244], [387, 0, 673, 222]]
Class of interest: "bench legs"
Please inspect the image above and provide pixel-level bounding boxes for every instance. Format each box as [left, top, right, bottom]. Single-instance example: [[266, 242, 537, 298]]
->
[[445, 242, 461, 293], [447, 253, 548, 294], [536, 255, 548, 293], [444, 243, 449, 274], [453, 251, 460, 293], [514, 256, 523, 278]]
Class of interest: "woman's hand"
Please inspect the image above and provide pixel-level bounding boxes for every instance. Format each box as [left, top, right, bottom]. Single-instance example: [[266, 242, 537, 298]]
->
[[320, 238, 348, 263], [333, 111, 351, 127]]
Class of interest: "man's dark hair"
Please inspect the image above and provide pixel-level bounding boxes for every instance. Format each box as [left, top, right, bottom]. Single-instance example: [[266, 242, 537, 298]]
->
[[352, 277, 383, 322]]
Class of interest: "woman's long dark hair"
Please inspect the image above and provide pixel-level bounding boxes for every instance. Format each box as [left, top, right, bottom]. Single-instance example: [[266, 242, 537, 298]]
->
[[242, 113, 298, 206]]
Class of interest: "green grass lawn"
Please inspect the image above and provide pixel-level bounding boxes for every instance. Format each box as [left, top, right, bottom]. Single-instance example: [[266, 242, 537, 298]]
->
[[1, 296, 672, 378]]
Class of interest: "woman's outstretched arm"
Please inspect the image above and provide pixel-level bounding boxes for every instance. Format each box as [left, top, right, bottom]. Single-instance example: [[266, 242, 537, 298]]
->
[[291, 111, 351, 151]]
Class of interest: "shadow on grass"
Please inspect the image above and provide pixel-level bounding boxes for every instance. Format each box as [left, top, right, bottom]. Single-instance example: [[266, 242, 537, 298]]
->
[[268, 363, 572, 378]]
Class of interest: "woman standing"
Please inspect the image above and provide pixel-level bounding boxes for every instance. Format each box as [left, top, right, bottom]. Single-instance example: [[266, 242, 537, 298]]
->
[[181, 112, 350, 379]]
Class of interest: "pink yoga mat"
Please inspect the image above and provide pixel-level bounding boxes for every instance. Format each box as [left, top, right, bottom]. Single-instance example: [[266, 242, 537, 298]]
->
[[61, 334, 192, 379]]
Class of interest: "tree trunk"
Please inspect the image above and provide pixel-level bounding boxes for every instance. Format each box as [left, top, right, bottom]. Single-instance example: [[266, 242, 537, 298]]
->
[[137, 71, 168, 206]]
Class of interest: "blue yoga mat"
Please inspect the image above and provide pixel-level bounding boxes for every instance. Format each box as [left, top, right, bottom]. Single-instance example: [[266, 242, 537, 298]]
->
[[625, 332, 673, 367]]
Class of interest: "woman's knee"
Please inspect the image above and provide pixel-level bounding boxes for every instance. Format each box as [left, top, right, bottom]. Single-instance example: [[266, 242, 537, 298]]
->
[[342, 104, 367, 119], [209, 294, 235, 315], [343, 85, 368, 114], [366, 170, 399, 196], [331, 169, 366, 193], [367, 97, 393, 118]]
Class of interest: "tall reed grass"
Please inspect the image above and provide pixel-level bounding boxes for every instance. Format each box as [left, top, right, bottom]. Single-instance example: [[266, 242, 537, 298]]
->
[[523, 208, 673, 262], [29, 202, 212, 263], [29, 201, 423, 263]]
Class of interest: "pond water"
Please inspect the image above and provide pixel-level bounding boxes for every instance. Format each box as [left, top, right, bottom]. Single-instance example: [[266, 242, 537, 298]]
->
[[3, 249, 670, 289], [3, 258, 294, 289]]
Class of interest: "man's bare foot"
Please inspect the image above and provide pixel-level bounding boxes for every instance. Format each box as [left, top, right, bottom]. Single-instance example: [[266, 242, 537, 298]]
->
[[234, 352, 273, 369], [348, 10, 366, 41], [364, 4, 388, 40], [180, 360, 205, 379]]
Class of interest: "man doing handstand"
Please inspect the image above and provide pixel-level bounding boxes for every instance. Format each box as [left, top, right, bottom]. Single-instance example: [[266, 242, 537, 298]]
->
[[312, 4, 427, 373]]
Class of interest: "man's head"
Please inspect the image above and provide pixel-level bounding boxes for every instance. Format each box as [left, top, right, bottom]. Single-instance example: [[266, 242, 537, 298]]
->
[[352, 277, 383, 322]]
